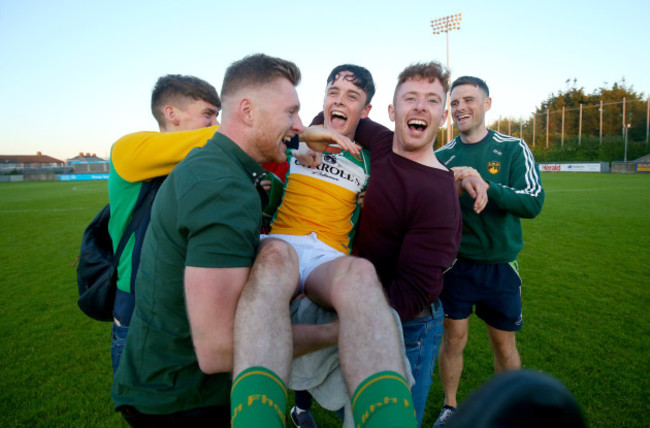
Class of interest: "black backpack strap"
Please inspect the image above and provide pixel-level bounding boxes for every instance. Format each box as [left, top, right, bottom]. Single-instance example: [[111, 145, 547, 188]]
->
[[113, 177, 164, 262]]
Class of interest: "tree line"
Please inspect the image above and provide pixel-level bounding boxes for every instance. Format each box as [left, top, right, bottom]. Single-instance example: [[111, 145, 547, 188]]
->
[[437, 79, 649, 163]]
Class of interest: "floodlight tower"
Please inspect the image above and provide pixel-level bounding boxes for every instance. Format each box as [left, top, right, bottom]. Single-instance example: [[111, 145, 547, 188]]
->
[[431, 13, 462, 142]]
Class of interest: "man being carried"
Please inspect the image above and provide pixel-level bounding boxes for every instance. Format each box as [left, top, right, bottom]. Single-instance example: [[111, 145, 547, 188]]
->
[[285, 64, 375, 428], [231, 64, 419, 428]]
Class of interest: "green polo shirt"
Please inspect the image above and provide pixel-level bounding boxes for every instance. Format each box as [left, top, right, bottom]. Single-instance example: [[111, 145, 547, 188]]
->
[[111, 132, 267, 414]]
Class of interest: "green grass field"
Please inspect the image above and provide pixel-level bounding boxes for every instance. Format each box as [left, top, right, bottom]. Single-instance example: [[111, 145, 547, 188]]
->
[[0, 173, 648, 427]]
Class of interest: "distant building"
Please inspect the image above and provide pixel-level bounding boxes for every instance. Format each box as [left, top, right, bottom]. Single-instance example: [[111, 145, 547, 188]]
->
[[66, 152, 109, 174], [66, 152, 107, 165], [0, 151, 112, 182], [0, 152, 64, 173]]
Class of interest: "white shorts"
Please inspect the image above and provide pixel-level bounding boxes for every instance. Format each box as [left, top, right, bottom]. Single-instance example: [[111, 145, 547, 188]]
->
[[260, 232, 345, 293]]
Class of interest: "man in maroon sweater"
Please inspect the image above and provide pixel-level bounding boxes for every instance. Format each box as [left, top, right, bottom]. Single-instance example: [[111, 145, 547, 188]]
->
[[354, 62, 487, 426]]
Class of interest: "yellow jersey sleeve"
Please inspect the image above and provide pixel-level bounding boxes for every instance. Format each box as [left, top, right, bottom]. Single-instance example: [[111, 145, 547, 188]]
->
[[111, 126, 219, 182]]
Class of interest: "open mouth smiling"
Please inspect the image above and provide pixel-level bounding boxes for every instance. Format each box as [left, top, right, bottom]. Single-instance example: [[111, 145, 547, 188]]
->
[[331, 110, 347, 126], [408, 119, 428, 133]]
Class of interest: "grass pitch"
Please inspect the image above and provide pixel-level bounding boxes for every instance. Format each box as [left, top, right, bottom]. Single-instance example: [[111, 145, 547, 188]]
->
[[0, 173, 648, 427]]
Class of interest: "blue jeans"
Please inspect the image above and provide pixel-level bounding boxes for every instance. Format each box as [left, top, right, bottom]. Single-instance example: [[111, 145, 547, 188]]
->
[[111, 322, 129, 374], [402, 301, 444, 427]]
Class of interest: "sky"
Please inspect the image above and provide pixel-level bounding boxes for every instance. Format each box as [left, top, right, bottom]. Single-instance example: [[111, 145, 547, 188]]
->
[[1, 0, 648, 161]]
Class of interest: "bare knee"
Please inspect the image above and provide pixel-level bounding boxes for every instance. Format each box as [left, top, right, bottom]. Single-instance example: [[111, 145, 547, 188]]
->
[[442, 321, 469, 354], [487, 328, 518, 359], [330, 257, 385, 306], [257, 238, 298, 267], [491, 336, 518, 358], [248, 238, 299, 298], [443, 333, 467, 355], [346, 257, 379, 283]]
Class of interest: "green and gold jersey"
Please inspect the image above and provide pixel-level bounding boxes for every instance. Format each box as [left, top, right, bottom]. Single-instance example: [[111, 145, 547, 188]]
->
[[270, 147, 370, 254]]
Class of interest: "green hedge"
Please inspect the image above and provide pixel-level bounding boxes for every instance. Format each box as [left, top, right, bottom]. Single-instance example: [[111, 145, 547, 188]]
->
[[530, 136, 648, 163]]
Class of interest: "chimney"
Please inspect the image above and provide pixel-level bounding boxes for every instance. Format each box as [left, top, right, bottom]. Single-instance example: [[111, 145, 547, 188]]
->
[[37, 151, 42, 156]]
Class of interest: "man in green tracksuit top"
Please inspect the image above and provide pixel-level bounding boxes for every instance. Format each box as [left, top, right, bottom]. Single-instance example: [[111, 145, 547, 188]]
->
[[433, 76, 545, 427]]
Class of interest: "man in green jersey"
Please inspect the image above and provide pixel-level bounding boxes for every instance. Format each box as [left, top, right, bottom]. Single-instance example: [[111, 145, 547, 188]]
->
[[433, 76, 545, 427], [111, 54, 352, 427]]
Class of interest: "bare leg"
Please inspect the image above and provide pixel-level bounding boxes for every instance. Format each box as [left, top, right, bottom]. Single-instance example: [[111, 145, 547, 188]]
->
[[232, 238, 299, 381], [437, 317, 469, 408], [305, 256, 405, 393], [486, 325, 521, 372]]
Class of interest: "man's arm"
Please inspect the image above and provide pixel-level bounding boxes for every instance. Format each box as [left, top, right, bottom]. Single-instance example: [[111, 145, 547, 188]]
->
[[300, 126, 360, 154], [353, 116, 394, 151], [458, 175, 489, 214], [292, 321, 339, 356], [289, 126, 362, 167], [186, 267, 339, 374], [186, 266, 249, 374], [291, 142, 321, 168], [485, 141, 544, 219], [111, 126, 218, 182], [311, 113, 394, 152]]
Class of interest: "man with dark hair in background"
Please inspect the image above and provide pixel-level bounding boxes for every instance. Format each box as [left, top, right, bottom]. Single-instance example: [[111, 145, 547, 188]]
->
[[433, 75, 544, 427], [109, 74, 220, 374], [150, 74, 221, 132]]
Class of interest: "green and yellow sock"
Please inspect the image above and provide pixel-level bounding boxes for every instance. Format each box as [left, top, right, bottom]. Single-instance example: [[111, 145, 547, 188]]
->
[[231, 366, 287, 428], [351, 371, 417, 428]]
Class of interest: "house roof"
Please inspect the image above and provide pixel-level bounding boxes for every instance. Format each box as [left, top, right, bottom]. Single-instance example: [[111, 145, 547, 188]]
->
[[67, 152, 107, 163], [0, 153, 64, 164]]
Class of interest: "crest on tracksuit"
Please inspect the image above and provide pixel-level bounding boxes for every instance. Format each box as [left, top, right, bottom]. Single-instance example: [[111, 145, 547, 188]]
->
[[487, 161, 501, 174]]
